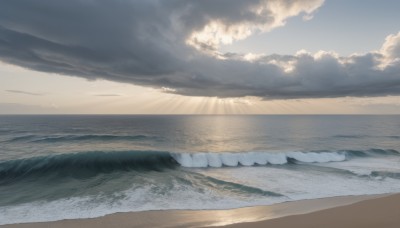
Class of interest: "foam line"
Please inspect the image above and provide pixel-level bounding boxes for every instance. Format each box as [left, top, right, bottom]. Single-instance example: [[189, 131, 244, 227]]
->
[[171, 151, 346, 168]]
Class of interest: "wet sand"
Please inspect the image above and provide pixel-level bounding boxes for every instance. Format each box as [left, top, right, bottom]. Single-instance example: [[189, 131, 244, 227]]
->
[[220, 193, 400, 228]]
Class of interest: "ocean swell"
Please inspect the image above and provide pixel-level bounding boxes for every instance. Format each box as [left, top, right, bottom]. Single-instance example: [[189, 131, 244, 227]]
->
[[6, 134, 160, 143]]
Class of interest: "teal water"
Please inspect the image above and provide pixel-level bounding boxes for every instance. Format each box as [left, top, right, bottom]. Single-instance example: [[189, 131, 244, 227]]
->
[[0, 115, 400, 224]]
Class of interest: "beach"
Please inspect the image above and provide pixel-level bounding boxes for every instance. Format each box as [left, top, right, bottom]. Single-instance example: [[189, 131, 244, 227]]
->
[[222, 193, 400, 228], [2, 194, 398, 228]]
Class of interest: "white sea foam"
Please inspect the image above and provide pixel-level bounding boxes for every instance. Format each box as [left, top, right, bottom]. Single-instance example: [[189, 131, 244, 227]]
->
[[286, 152, 346, 163], [315, 155, 400, 176], [172, 151, 346, 168], [195, 162, 400, 202], [0, 183, 285, 225]]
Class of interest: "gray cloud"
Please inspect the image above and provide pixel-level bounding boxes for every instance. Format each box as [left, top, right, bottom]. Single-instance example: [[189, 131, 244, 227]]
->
[[0, 0, 399, 99], [5, 90, 43, 96]]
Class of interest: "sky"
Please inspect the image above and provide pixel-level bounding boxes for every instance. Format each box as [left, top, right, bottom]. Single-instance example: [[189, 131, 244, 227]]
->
[[0, 0, 400, 114]]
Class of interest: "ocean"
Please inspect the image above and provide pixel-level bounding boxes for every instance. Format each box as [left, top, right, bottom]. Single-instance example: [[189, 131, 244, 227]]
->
[[0, 115, 400, 225]]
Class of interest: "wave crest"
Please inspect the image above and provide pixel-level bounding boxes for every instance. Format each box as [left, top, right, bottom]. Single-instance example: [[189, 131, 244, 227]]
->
[[0, 151, 178, 182], [172, 151, 348, 168]]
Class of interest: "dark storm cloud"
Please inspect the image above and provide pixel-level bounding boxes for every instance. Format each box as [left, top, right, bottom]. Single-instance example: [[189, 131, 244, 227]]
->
[[5, 90, 43, 96], [0, 0, 399, 99]]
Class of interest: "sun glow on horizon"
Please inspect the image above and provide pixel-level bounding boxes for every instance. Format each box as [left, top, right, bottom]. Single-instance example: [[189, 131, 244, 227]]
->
[[1, 60, 400, 115]]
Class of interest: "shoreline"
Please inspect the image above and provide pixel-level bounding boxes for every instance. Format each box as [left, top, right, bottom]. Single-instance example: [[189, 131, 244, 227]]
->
[[219, 193, 400, 228], [1, 193, 391, 228]]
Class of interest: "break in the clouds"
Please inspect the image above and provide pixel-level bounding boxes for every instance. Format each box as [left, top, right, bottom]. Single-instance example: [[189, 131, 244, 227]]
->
[[0, 0, 399, 99]]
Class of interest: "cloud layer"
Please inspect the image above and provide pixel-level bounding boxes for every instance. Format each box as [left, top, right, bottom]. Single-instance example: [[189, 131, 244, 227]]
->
[[0, 0, 399, 99]]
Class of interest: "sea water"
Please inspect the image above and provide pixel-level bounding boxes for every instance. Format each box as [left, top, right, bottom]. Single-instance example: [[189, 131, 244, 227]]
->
[[0, 115, 400, 224]]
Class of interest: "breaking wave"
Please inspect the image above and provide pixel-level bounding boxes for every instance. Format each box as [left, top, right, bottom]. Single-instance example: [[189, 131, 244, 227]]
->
[[1, 149, 398, 183], [172, 149, 398, 168], [0, 151, 178, 183]]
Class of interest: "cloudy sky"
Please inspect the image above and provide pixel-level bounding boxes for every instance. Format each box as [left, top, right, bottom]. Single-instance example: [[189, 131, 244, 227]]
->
[[1, 0, 400, 114]]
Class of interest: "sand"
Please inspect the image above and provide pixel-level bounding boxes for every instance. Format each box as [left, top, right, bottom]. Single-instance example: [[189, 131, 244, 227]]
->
[[1, 194, 399, 228], [220, 193, 400, 228]]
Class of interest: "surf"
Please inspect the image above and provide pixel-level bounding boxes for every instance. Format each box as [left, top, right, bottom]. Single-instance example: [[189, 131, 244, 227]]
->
[[1, 149, 398, 184]]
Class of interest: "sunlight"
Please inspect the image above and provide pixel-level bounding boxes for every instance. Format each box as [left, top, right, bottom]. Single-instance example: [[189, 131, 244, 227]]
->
[[186, 21, 253, 54]]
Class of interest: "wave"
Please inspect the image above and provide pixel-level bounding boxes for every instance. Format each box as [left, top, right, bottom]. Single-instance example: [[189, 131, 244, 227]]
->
[[342, 170, 400, 180], [333, 134, 369, 139], [184, 172, 284, 197], [385, 136, 400, 139], [172, 149, 398, 168], [1, 149, 398, 183], [6, 134, 160, 143], [6, 135, 36, 142], [0, 129, 12, 134], [370, 171, 400, 180], [32, 134, 156, 142], [0, 151, 178, 183], [333, 135, 400, 139], [172, 151, 345, 167], [365, 148, 399, 156]]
